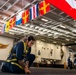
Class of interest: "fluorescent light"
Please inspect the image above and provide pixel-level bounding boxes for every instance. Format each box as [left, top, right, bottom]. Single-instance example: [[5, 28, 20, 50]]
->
[[66, 39, 69, 41], [68, 46, 71, 48], [54, 32, 59, 35], [30, 25, 34, 28], [53, 41, 57, 43], [25, 24, 30, 26], [12, 27, 17, 30], [41, 18, 48, 22], [41, 39, 45, 41], [47, 30, 51, 33], [65, 32, 70, 34], [39, 32, 45, 35], [60, 34, 63, 35], [43, 29, 47, 32], [9, 32, 14, 35], [9, 29, 18, 32], [35, 33, 39, 36], [62, 43, 65, 45], [44, 21, 52, 24], [48, 34, 52, 36], [54, 35, 58, 38], [39, 28, 43, 31], [35, 26, 39, 29], [72, 30, 76, 32], [60, 24, 66, 28]]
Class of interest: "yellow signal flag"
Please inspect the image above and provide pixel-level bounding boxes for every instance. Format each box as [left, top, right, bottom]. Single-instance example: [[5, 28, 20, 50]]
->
[[5, 21, 10, 32]]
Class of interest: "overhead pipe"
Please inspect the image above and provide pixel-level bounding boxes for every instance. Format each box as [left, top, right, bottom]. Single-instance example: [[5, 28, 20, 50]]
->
[[6, 0, 20, 11], [0, 0, 9, 10]]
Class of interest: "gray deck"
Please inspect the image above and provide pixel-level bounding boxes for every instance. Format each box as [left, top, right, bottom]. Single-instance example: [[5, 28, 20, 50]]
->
[[0, 67, 76, 75]]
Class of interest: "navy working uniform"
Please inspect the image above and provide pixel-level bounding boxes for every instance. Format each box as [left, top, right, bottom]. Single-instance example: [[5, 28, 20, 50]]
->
[[1, 41, 35, 74], [67, 57, 72, 69]]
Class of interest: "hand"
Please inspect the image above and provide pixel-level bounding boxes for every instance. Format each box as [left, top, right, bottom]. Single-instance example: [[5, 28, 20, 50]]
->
[[24, 61, 31, 74], [24, 68, 31, 74], [26, 69, 31, 74]]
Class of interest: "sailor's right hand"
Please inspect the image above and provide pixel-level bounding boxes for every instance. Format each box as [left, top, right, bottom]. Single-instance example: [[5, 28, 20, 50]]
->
[[24, 68, 31, 74]]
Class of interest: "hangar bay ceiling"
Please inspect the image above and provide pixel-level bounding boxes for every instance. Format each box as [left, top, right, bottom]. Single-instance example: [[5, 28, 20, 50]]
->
[[0, 0, 76, 47]]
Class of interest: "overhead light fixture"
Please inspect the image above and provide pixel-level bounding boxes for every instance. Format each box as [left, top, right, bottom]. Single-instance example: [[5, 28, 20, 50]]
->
[[60, 34, 63, 35], [54, 32, 59, 35], [41, 18, 48, 22], [43, 29, 47, 32], [44, 21, 52, 24], [9, 32, 15, 35], [47, 30, 51, 33], [66, 39, 69, 41], [72, 30, 76, 32], [65, 32, 70, 34], [41, 39, 45, 41], [48, 34, 52, 36], [30, 25, 34, 28], [25, 24, 30, 26], [24, 27, 28, 30], [35, 26, 39, 29], [60, 24, 66, 28], [39, 32, 45, 35], [9, 29, 18, 33], [39, 28, 43, 31], [53, 41, 57, 43], [62, 43, 65, 45], [35, 33, 39, 36], [68, 46, 71, 48], [54, 35, 58, 39], [12, 27, 18, 30]]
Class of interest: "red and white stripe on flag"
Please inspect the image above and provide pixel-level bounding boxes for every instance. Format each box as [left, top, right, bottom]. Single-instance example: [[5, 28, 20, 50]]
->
[[45, 0, 76, 20], [0, 25, 5, 34], [30, 4, 38, 20]]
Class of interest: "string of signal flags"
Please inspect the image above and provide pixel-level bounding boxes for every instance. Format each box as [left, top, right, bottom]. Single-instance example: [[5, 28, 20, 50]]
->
[[0, 0, 50, 34]]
